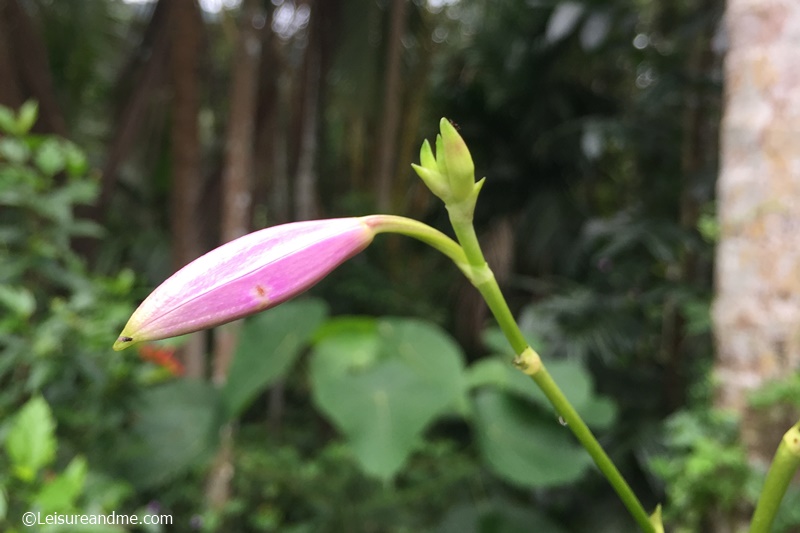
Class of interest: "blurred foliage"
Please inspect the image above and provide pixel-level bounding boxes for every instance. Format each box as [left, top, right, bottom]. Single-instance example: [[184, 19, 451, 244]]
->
[[1, 0, 767, 529], [749, 373, 800, 412], [649, 402, 800, 533], [424, 0, 726, 525], [225, 302, 616, 488], [0, 102, 196, 530], [649, 408, 754, 532], [0, 396, 129, 533], [203, 300, 620, 531], [0, 106, 625, 531], [0, 101, 132, 448], [223, 299, 329, 419]]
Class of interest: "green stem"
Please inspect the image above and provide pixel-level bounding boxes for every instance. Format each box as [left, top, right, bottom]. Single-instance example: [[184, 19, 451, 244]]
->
[[446, 204, 486, 268], [749, 421, 800, 533], [474, 270, 529, 355], [447, 205, 656, 533], [531, 365, 656, 533], [369, 206, 656, 531], [363, 215, 468, 272]]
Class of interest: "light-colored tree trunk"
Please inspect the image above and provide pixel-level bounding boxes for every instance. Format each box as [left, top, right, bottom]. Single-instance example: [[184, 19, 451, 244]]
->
[[713, 3, 799, 530], [714, 0, 800, 469]]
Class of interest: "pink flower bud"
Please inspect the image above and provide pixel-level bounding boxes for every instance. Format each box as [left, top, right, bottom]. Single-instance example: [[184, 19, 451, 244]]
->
[[114, 218, 374, 351]]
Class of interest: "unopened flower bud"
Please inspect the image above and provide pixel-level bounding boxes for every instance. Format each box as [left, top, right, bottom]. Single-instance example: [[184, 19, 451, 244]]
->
[[113, 218, 375, 351]]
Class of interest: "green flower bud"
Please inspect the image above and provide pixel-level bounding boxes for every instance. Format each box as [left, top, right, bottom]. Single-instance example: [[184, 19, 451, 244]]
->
[[412, 138, 450, 199], [435, 134, 448, 177], [412, 118, 480, 210], [419, 139, 438, 171], [438, 118, 475, 201], [411, 163, 449, 200]]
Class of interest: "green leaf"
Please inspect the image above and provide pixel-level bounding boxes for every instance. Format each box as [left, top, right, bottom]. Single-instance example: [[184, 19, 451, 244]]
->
[[5, 396, 57, 481], [466, 358, 542, 403], [0, 286, 36, 318], [69, 219, 105, 239], [465, 357, 616, 429], [56, 179, 98, 205], [34, 138, 66, 176], [579, 396, 617, 428], [117, 381, 221, 489], [0, 137, 31, 164], [62, 141, 88, 177], [468, 357, 586, 409], [481, 326, 546, 355], [310, 318, 466, 480], [310, 316, 382, 375], [82, 473, 134, 512], [223, 299, 328, 418], [0, 106, 16, 134], [34, 456, 87, 513], [472, 390, 592, 488], [16, 101, 38, 134]]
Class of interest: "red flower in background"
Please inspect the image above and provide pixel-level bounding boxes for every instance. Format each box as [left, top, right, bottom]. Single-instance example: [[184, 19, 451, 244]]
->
[[137, 344, 185, 377]]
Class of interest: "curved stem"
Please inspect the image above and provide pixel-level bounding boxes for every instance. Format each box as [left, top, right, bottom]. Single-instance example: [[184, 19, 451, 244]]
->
[[446, 206, 656, 533], [749, 421, 800, 533], [367, 206, 657, 532], [362, 215, 468, 273]]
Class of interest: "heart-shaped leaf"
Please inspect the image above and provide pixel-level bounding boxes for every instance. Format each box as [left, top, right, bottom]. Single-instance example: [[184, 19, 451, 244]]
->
[[310, 318, 465, 480]]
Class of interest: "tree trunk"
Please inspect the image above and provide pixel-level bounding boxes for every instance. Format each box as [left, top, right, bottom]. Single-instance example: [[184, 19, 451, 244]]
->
[[714, 0, 800, 466], [662, 0, 722, 411], [293, 46, 320, 221], [213, 0, 262, 385], [253, 6, 280, 224], [0, 0, 67, 135], [0, 2, 24, 110], [374, 0, 409, 213], [168, 0, 206, 379], [292, 0, 324, 222], [395, 7, 434, 219], [100, 0, 171, 209], [206, 0, 263, 512]]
